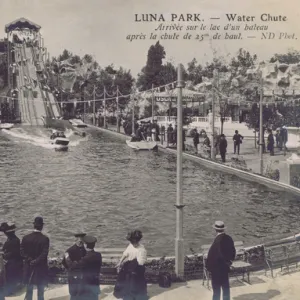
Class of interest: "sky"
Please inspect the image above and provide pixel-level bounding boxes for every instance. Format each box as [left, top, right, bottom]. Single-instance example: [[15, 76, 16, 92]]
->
[[0, 0, 300, 77]]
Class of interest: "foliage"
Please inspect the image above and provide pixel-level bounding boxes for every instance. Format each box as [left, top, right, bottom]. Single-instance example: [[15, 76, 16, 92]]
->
[[205, 48, 258, 133], [137, 41, 166, 90], [264, 161, 280, 181], [49, 50, 134, 115], [246, 102, 300, 130], [269, 49, 300, 64], [186, 58, 203, 84]]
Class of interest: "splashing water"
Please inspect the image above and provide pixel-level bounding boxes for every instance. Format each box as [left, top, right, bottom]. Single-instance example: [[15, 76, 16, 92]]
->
[[1, 127, 87, 149]]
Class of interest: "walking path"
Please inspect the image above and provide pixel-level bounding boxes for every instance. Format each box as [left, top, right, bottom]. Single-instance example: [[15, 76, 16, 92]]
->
[[8, 269, 300, 299], [105, 124, 289, 176]]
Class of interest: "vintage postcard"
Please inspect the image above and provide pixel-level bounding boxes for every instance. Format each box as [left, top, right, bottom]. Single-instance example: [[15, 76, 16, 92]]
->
[[0, 0, 299, 299]]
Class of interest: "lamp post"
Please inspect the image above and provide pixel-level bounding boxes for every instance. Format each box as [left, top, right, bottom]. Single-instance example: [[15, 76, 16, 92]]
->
[[175, 63, 184, 279], [151, 83, 154, 123], [259, 71, 264, 174], [132, 93, 135, 135], [103, 87, 106, 128], [116, 86, 120, 133], [93, 85, 96, 126]]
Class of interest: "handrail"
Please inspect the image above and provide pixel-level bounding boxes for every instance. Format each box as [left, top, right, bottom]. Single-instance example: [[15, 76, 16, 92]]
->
[[22, 44, 38, 125], [31, 45, 50, 119], [19, 47, 32, 125], [31, 46, 49, 119]]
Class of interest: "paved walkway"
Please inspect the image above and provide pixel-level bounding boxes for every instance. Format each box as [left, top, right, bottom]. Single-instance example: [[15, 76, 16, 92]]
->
[[103, 124, 289, 176], [7, 269, 300, 299]]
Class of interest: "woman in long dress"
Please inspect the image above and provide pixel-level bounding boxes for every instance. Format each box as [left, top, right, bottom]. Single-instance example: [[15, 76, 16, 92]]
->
[[113, 230, 148, 300]]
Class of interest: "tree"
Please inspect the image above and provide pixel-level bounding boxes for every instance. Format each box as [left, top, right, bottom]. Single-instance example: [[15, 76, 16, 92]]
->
[[58, 49, 72, 61], [270, 49, 300, 64], [206, 49, 258, 133], [186, 58, 203, 84], [136, 41, 166, 90]]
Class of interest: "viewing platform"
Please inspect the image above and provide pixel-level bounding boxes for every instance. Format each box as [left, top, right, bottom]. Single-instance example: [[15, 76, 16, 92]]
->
[[6, 268, 300, 299]]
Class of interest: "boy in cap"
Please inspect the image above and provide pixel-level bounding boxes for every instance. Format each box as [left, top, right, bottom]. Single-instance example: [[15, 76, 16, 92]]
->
[[66, 235, 102, 300], [62, 232, 87, 300], [0, 222, 22, 296], [206, 221, 236, 300], [20, 217, 49, 300]]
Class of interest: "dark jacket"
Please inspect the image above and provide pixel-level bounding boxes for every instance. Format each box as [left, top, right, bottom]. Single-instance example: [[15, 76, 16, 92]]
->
[[69, 250, 102, 286], [62, 244, 86, 275], [233, 134, 243, 145], [193, 132, 200, 144], [21, 231, 49, 285], [219, 138, 228, 153], [206, 233, 236, 274], [3, 234, 23, 286]]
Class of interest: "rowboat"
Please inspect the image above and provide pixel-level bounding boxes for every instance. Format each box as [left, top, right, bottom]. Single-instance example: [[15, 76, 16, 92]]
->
[[126, 140, 157, 150], [0, 123, 14, 130], [69, 119, 87, 128]]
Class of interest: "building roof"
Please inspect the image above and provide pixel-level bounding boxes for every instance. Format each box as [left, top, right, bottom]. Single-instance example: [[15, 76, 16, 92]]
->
[[5, 18, 41, 33]]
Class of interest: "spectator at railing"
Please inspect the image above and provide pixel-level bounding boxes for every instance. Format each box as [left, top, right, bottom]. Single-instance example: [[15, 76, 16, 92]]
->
[[0, 223, 23, 296], [114, 230, 148, 300]]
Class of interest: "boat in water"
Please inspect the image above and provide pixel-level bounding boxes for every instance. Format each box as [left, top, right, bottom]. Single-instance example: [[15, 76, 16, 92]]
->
[[69, 118, 87, 128], [50, 130, 69, 151], [0, 123, 14, 130], [126, 139, 157, 150]]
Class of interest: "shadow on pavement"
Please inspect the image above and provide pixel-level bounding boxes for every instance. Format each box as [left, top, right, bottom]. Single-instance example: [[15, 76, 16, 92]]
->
[[233, 289, 280, 300], [50, 282, 188, 300], [147, 281, 188, 298]]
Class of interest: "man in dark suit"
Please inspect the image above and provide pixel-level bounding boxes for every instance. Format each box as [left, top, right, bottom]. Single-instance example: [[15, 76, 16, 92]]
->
[[20, 217, 49, 300], [66, 235, 102, 300], [0, 223, 23, 296], [206, 221, 236, 300], [62, 232, 87, 300]]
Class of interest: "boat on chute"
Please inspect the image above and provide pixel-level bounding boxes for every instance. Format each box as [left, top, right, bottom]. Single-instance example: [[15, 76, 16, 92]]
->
[[50, 130, 69, 151]]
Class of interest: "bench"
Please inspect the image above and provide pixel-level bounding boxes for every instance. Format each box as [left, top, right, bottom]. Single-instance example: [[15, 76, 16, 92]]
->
[[95, 248, 123, 263], [264, 239, 300, 277], [202, 241, 252, 288]]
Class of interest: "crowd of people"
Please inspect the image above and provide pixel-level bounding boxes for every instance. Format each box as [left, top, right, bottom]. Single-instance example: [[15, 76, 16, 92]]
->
[[129, 120, 161, 143], [0, 216, 237, 300], [0, 217, 148, 300]]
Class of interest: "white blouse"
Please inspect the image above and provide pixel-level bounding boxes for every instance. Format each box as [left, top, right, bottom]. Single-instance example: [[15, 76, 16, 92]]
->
[[123, 243, 147, 265]]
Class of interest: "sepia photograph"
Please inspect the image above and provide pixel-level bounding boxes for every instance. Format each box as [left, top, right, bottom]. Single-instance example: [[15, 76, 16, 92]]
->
[[0, 0, 300, 299]]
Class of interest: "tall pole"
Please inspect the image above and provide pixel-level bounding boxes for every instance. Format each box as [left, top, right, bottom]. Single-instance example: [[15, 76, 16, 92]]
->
[[175, 63, 184, 279], [93, 85, 96, 125], [83, 87, 86, 123], [211, 71, 216, 160], [151, 84, 154, 123], [259, 71, 264, 174], [116, 86, 120, 133], [104, 87, 106, 128], [132, 94, 135, 135]]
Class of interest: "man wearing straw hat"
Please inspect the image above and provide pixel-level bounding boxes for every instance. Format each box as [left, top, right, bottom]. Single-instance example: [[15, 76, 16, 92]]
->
[[206, 221, 236, 300], [20, 217, 49, 300], [0, 222, 23, 296]]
